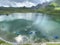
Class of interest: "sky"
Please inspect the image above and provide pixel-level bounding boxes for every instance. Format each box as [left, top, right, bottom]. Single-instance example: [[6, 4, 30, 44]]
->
[[0, 0, 53, 7]]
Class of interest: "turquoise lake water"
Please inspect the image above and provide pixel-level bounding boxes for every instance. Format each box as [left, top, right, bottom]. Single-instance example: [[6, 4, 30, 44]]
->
[[0, 13, 60, 43]]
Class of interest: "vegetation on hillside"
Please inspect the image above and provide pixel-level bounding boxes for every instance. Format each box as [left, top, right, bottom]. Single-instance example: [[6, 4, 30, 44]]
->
[[0, 2, 60, 15]]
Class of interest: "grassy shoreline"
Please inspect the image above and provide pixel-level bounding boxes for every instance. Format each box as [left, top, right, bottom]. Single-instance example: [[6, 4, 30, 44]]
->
[[0, 7, 60, 15]]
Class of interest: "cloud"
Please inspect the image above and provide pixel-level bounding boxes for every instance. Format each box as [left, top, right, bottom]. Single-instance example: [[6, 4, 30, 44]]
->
[[15, 1, 36, 7], [0, 0, 53, 7]]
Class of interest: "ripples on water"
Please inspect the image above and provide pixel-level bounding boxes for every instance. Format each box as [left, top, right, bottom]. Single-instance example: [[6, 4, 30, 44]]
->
[[0, 13, 60, 44]]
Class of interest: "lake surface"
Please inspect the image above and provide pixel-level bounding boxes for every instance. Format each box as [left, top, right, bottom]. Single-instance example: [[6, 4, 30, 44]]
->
[[0, 13, 60, 44]]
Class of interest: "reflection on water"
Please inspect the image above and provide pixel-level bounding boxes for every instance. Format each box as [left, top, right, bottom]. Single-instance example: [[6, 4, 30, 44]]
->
[[0, 13, 60, 44]]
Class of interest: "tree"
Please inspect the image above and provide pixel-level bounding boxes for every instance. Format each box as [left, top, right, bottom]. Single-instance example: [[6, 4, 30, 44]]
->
[[46, 3, 58, 11]]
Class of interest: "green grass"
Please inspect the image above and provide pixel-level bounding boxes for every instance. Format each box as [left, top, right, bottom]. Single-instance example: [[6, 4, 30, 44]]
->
[[54, 7, 60, 10], [0, 40, 12, 45], [23, 44, 31, 45], [47, 44, 60, 45], [1, 40, 60, 45]]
